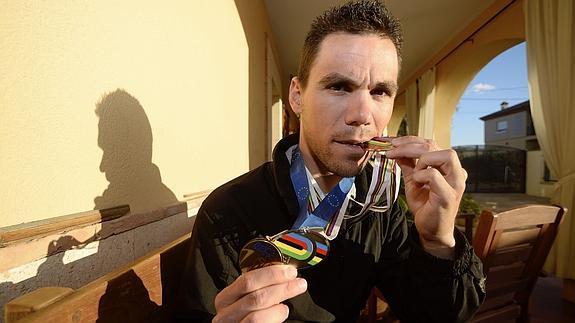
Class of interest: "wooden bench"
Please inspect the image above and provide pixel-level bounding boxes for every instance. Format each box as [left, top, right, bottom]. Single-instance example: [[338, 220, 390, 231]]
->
[[4, 234, 191, 323]]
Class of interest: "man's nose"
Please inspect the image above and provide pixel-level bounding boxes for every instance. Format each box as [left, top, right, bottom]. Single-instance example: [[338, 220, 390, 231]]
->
[[345, 91, 372, 126]]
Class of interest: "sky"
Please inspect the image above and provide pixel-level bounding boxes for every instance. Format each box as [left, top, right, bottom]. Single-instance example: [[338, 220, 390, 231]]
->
[[450, 42, 529, 147]]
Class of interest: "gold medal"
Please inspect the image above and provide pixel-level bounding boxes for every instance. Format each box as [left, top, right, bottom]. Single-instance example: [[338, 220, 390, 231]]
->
[[362, 136, 394, 152]]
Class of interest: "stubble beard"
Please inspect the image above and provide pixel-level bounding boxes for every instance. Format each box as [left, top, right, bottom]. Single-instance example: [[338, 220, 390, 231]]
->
[[307, 136, 365, 178]]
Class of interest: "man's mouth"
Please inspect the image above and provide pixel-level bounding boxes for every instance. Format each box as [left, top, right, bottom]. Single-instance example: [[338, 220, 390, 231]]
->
[[334, 140, 369, 155], [336, 140, 364, 146]]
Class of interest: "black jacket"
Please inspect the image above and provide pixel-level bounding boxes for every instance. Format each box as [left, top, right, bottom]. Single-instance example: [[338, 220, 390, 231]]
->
[[177, 134, 485, 322]]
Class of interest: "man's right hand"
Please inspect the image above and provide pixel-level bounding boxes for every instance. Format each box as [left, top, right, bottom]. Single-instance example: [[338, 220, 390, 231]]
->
[[213, 265, 307, 323]]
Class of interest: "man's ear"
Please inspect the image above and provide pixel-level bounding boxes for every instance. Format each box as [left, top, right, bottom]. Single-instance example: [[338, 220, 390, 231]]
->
[[289, 77, 303, 115]]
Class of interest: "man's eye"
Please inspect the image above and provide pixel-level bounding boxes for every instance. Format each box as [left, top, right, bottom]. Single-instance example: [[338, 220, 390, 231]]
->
[[371, 88, 388, 96], [329, 84, 350, 92]]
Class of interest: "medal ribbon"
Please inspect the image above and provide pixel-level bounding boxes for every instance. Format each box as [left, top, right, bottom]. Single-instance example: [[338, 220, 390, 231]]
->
[[289, 147, 354, 235], [345, 153, 400, 218]]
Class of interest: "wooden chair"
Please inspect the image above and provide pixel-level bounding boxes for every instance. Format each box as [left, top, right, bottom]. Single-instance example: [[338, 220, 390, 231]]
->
[[471, 205, 565, 323], [365, 287, 394, 323]]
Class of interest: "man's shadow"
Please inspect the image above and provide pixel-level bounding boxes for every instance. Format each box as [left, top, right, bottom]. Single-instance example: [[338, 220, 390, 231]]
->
[[1, 89, 183, 322], [94, 89, 178, 213], [93, 89, 180, 321], [1, 236, 163, 323]]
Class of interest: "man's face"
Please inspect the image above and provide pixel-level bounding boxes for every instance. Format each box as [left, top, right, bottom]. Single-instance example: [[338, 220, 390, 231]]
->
[[290, 33, 399, 177]]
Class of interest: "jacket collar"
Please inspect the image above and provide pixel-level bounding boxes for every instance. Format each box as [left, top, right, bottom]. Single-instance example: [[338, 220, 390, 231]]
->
[[271, 133, 300, 221]]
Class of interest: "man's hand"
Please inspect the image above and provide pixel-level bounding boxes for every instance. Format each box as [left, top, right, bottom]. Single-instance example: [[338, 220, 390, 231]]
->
[[213, 265, 307, 323], [386, 136, 467, 259]]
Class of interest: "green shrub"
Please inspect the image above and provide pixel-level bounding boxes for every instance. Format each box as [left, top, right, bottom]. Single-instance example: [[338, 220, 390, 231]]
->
[[459, 194, 480, 215]]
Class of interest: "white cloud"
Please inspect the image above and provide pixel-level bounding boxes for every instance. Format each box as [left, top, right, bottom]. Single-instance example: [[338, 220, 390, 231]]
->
[[472, 83, 496, 93]]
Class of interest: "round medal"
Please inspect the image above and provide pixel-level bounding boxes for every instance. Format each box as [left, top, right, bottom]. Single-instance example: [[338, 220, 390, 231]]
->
[[238, 238, 284, 273]]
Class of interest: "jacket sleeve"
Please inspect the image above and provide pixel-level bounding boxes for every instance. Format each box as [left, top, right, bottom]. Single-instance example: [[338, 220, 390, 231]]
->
[[174, 206, 241, 323], [374, 204, 486, 323]]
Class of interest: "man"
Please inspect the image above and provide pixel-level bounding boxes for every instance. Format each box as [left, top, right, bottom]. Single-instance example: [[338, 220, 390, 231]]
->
[[178, 1, 485, 322]]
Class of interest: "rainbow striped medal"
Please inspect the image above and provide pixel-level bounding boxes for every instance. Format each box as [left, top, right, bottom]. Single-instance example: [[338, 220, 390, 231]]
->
[[239, 228, 329, 273], [239, 146, 351, 272], [269, 227, 329, 268]]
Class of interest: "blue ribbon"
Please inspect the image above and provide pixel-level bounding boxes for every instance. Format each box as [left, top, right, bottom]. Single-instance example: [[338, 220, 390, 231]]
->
[[290, 147, 354, 230]]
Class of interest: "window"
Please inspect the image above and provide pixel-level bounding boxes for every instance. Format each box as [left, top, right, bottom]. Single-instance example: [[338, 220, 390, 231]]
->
[[543, 162, 557, 182], [526, 139, 540, 151], [496, 120, 508, 133]]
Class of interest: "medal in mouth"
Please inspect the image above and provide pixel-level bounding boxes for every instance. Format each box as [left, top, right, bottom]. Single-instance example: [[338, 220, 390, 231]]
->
[[361, 136, 394, 152]]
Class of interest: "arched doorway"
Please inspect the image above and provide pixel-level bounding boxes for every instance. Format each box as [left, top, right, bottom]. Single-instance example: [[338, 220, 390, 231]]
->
[[451, 42, 528, 147], [431, 0, 525, 148]]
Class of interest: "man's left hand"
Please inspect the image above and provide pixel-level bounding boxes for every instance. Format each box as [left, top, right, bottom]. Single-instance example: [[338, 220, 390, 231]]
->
[[385, 136, 467, 259]]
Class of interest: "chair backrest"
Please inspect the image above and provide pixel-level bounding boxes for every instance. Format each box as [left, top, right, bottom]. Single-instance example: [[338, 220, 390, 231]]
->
[[471, 204, 564, 322]]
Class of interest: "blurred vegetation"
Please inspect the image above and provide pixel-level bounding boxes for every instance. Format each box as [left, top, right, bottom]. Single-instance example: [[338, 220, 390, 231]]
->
[[398, 185, 480, 223], [458, 194, 481, 215]]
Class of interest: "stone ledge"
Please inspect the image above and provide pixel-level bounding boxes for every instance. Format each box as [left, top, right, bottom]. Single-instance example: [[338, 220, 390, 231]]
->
[[0, 190, 210, 272]]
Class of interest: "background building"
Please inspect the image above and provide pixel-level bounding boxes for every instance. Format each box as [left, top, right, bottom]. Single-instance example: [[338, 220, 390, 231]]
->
[[480, 100, 539, 150], [480, 100, 555, 197]]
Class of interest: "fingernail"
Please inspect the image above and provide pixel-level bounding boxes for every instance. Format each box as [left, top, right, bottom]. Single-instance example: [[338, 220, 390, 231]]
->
[[285, 266, 297, 278], [282, 304, 290, 319], [297, 278, 307, 290]]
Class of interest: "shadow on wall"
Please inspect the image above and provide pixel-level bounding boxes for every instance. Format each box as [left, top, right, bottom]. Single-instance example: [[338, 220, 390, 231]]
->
[[0, 90, 188, 323], [0, 236, 106, 323], [0, 234, 166, 323], [92, 89, 181, 321], [94, 89, 178, 212]]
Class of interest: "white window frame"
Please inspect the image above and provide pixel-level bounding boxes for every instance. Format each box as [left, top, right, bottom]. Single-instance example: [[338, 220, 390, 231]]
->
[[496, 120, 508, 133]]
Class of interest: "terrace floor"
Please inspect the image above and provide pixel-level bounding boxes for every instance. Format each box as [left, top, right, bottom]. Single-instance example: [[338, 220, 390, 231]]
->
[[469, 192, 551, 212], [530, 275, 575, 323]]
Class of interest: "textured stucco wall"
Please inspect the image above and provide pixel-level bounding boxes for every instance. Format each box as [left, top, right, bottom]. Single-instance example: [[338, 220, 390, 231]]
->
[[234, 0, 286, 168], [526, 150, 554, 198], [0, 0, 282, 227]]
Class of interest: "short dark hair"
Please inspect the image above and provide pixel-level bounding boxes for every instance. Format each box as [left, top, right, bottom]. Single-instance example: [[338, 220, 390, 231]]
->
[[297, 0, 403, 88]]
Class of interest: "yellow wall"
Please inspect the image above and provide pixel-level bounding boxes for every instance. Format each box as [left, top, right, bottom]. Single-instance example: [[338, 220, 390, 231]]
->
[[388, 92, 406, 136], [0, 0, 279, 227], [234, 0, 285, 168], [526, 150, 554, 198]]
